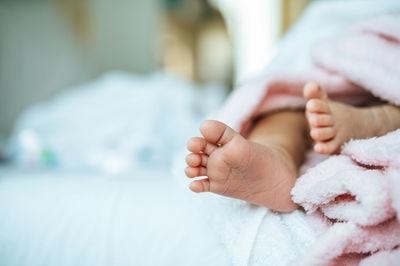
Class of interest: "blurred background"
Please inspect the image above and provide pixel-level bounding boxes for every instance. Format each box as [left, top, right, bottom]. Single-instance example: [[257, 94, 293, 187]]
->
[[0, 0, 312, 173], [0, 0, 311, 141]]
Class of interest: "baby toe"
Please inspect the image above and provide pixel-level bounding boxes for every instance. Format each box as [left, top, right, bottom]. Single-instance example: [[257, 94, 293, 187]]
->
[[200, 120, 238, 145], [187, 137, 206, 153], [308, 114, 334, 127], [314, 141, 339, 155], [186, 153, 202, 167], [306, 99, 330, 114], [310, 127, 335, 141], [185, 166, 207, 178], [189, 179, 210, 193], [303, 81, 327, 100], [186, 153, 208, 167]]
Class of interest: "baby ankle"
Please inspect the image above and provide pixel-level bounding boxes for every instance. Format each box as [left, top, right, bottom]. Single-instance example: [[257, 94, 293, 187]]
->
[[370, 106, 393, 136]]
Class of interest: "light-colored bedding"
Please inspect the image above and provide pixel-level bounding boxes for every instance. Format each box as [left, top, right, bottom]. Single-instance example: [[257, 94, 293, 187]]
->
[[7, 71, 225, 174], [1, 71, 229, 265], [0, 167, 230, 266], [2, 1, 400, 266], [209, 1, 400, 265]]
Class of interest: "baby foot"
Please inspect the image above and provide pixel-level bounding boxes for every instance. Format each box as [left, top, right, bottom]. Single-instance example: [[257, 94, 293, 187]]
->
[[303, 81, 381, 154], [185, 120, 298, 212]]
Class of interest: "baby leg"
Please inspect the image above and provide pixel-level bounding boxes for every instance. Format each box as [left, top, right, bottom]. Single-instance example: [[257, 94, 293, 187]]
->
[[304, 81, 400, 154]]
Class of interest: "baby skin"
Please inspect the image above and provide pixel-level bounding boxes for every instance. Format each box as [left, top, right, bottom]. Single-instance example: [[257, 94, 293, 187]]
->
[[185, 81, 400, 212], [304, 82, 400, 154]]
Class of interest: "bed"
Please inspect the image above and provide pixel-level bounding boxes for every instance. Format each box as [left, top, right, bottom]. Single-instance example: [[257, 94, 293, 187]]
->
[[1, 1, 398, 265]]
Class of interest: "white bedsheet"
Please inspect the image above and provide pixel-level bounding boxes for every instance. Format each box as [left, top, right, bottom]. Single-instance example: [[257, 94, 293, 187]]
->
[[0, 167, 230, 266]]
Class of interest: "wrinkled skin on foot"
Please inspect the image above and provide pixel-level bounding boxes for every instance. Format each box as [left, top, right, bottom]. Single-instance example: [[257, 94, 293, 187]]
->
[[303, 81, 383, 154], [185, 120, 298, 212]]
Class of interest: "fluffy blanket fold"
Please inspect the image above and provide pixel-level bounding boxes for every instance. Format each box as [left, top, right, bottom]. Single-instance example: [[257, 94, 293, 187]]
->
[[292, 131, 400, 265], [217, 14, 400, 265]]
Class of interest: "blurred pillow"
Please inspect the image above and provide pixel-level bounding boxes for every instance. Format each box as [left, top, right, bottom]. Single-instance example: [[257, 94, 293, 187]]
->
[[7, 71, 226, 174]]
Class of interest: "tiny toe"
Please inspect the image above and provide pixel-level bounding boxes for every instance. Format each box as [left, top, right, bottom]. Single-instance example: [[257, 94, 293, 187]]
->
[[306, 99, 330, 114], [186, 153, 202, 167], [303, 81, 327, 100], [308, 114, 334, 127], [200, 120, 238, 145], [189, 179, 210, 193], [310, 127, 335, 141], [187, 137, 206, 153], [185, 166, 207, 178], [314, 141, 339, 154], [186, 153, 208, 167]]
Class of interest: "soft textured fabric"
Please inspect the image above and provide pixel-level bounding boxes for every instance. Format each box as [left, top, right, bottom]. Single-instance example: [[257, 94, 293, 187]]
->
[[217, 15, 400, 134], [216, 14, 400, 265], [292, 131, 400, 265]]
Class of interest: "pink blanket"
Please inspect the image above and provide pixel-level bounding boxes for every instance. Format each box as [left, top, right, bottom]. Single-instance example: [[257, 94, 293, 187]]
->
[[217, 15, 400, 265]]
